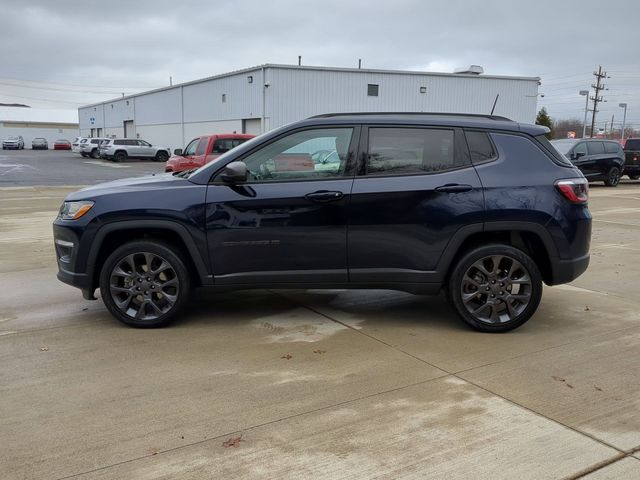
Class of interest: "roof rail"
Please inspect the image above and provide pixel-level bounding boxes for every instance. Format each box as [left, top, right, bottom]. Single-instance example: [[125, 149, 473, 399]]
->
[[309, 112, 514, 122]]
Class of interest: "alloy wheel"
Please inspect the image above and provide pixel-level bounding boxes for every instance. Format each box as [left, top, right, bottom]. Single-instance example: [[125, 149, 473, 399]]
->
[[109, 252, 179, 321], [460, 255, 532, 324]]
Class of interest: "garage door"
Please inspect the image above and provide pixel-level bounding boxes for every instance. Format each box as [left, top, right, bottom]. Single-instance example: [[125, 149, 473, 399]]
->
[[242, 118, 262, 135]]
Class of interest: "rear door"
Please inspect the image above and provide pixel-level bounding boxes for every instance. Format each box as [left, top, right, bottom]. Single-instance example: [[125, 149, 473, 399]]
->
[[348, 126, 484, 283], [585, 141, 606, 178]]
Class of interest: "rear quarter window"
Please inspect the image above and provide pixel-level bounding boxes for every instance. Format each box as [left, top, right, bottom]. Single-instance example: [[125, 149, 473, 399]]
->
[[604, 142, 621, 154], [534, 135, 574, 167], [465, 130, 497, 163]]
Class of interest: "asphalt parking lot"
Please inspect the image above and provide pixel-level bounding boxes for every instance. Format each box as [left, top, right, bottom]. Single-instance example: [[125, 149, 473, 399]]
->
[[1, 149, 639, 479]]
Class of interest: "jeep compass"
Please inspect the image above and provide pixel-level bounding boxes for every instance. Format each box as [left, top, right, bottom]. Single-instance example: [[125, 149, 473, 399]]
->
[[53, 113, 591, 332]]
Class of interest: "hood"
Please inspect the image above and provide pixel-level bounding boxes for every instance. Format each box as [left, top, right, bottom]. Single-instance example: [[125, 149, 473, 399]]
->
[[65, 173, 190, 200]]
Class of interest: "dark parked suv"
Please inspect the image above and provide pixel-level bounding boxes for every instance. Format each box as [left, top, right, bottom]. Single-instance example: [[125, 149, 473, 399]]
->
[[551, 138, 625, 186], [53, 113, 591, 332]]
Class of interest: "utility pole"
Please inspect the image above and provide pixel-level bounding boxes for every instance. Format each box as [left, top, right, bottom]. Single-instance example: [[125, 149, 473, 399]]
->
[[589, 66, 608, 138], [610, 114, 615, 139]]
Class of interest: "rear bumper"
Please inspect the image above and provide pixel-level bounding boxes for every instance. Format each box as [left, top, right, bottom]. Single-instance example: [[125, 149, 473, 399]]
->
[[547, 254, 590, 286], [624, 165, 640, 175]]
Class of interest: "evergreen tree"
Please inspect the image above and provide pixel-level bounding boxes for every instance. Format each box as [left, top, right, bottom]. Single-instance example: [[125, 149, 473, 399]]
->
[[535, 108, 554, 139]]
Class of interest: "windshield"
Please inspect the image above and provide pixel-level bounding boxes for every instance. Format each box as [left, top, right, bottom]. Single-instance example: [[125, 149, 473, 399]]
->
[[550, 139, 577, 155]]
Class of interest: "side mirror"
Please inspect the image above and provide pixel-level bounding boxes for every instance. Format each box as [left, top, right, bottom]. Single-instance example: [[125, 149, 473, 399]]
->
[[220, 161, 248, 183], [575, 151, 586, 159], [173, 148, 183, 156]]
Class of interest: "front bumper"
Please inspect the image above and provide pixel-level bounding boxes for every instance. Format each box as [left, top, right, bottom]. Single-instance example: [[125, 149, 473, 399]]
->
[[3, 144, 20, 149]]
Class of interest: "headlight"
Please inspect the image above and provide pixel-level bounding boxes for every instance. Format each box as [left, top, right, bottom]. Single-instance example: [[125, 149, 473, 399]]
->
[[58, 201, 94, 220]]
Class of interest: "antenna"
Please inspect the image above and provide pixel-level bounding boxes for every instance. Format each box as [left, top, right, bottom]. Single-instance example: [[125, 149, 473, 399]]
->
[[490, 94, 499, 115]]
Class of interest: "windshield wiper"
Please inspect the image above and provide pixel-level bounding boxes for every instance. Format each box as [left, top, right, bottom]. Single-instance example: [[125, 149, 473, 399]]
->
[[172, 168, 197, 178]]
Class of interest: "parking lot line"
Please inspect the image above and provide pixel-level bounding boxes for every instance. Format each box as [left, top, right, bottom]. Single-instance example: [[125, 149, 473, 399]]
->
[[83, 160, 131, 169]]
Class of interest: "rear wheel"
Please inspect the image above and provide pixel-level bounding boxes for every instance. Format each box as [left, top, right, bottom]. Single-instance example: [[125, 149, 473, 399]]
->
[[604, 166, 621, 187], [448, 244, 542, 332], [154, 151, 169, 163], [99, 240, 191, 328], [114, 151, 127, 163], [90, 148, 99, 159]]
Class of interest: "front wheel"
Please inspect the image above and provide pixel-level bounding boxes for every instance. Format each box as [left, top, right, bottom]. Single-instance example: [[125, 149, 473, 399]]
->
[[99, 241, 191, 327], [154, 151, 169, 163], [447, 244, 543, 332], [628, 174, 639, 180], [604, 166, 621, 187]]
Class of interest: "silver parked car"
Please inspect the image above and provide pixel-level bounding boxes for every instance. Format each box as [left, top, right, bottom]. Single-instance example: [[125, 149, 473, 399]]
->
[[71, 137, 83, 153], [32, 138, 48, 150], [78, 138, 109, 158], [2, 135, 24, 150], [99, 138, 171, 162]]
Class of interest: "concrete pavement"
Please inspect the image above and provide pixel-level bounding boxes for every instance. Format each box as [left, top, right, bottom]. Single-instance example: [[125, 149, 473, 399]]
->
[[1, 182, 639, 479]]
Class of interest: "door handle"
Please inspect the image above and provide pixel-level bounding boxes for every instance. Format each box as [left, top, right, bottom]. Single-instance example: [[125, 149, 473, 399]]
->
[[434, 183, 473, 193], [305, 190, 344, 202]]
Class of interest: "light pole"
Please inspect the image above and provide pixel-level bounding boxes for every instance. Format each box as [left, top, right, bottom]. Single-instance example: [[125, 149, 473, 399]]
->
[[580, 90, 589, 138], [619, 103, 628, 145]]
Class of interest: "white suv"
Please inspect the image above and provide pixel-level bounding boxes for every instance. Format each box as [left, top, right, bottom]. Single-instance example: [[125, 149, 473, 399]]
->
[[78, 138, 109, 158], [99, 139, 171, 162]]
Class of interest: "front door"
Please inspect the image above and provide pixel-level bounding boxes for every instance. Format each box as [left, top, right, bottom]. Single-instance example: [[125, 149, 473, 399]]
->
[[348, 126, 484, 283], [178, 138, 199, 170], [205, 126, 358, 284]]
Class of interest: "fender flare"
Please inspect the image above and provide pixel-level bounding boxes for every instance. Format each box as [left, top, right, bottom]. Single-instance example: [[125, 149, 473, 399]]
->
[[86, 220, 212, 288]]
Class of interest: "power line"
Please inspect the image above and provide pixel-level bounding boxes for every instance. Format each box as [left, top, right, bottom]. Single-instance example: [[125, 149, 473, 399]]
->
[[0, 76, 161, 90], [0, 80, 135, 95]]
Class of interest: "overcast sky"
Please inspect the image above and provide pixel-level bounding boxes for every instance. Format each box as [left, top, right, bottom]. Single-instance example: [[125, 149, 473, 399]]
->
[[1, 0, 639, 128]]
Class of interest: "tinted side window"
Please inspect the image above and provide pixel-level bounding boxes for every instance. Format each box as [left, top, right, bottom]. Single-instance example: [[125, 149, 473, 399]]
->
[[212, 138, 246, 154], [604, 142, 620, 154], [587, 142, 605, 155], [195, 137, 209, 156], [366, 128, 457, 176], [114, 140, 125, 145], [573, 142, 588, 156], [239, 128, 353, 182], [465, 130, 496, 163]]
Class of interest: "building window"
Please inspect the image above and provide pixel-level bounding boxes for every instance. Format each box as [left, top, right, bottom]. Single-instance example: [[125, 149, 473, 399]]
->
[[247, 75, 253, 83], [367, 84, 379, 97], [420, 86, 427, 94], [222, 94, 227, 103]]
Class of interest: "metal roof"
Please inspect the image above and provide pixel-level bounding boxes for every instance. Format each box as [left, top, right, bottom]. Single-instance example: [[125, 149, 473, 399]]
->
[[0, 107, 78, 124], [79, 63, 541, 109]]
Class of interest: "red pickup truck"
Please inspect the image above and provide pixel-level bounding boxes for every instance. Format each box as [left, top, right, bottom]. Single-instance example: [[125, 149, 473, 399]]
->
[[165, 134, 254, 172]]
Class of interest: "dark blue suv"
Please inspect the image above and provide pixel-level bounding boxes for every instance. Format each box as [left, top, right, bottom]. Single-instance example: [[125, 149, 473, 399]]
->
[[53, 113, 591, 332]]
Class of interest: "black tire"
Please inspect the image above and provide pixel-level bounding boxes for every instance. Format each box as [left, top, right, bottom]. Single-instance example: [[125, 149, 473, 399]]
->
[[99, 240, 191, 328], [90, 148, 99, 159], [604, 166, 621, 187], [114, 151, 127, 163], [154, 151, 169, 163], [628, 174, 639, 180], [81, 153, 88, 157], [447, 244, 543, 333]]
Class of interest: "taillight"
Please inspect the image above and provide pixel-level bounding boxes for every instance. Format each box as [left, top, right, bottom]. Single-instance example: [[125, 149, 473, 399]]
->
[[555, 178, 588, 204]]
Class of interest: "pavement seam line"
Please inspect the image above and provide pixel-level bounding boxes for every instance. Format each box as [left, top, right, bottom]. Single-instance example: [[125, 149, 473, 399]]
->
[[55, 373, 452, 480], [275, 292, 630, 457], [458, 375, 626, 455], [561, 452, 629, 480], [452, 323, 640, 375]]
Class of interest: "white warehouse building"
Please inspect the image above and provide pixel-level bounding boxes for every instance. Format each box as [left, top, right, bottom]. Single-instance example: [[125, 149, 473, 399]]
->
[[1, 107, 79, 148], [78, 64, 540, 152]]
